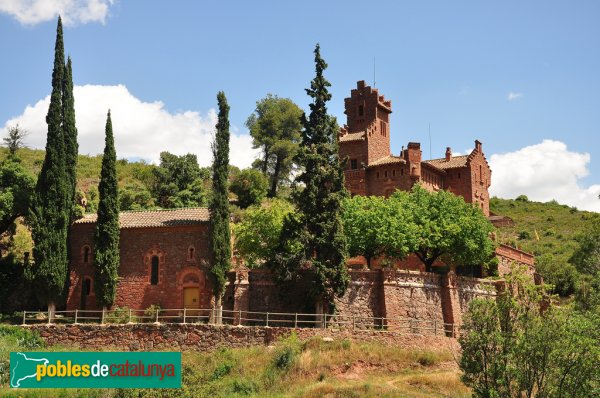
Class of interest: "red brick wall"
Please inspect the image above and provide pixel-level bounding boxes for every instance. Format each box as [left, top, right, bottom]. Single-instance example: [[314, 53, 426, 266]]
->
[[365, 164, 413, 197], [66, 223, 213, 311]]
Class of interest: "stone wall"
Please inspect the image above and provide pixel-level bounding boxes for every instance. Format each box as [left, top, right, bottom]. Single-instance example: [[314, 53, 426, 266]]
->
[[27, 323, 458, 353]]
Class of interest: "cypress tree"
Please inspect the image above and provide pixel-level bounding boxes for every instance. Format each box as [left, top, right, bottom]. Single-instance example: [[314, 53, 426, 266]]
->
[[62, 56, 78, 219], [30, 16, 69, 316], [209, 92, 231, 323], [94, 111, 120, 309], [275, 44, 349, 313]]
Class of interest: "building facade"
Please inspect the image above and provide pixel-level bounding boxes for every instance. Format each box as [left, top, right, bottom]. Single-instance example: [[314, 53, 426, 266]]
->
[[338, 80, 491, 216]]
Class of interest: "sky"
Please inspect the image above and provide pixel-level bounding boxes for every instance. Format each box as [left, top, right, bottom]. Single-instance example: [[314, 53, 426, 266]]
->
[[0, 0, 599, 211]]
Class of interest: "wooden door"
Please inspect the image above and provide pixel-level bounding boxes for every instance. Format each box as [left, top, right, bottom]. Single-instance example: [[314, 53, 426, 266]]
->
[[183, 287, 200, 318]]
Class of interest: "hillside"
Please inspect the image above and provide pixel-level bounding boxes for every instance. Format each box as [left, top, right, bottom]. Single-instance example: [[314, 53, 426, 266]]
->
[[491, 196, 599, 295]]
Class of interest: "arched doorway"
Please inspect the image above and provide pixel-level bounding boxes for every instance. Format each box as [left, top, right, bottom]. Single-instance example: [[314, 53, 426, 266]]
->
[[177, 267, 206, 318]]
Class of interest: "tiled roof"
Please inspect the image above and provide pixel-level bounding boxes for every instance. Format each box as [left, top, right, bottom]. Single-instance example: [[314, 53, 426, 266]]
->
[[367, 156, 406, 167], [339, 132, 365, 142], [73, 207, 210, 228], [424, 155, 469, 170]]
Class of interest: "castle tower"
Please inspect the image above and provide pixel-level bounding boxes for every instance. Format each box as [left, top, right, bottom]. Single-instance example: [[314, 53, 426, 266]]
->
[[339, 81, 393, 167]]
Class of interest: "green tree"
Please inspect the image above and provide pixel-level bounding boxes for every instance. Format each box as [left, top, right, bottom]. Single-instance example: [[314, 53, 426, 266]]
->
[[569, 222, 600, 276], [246, 94, 303, 197], [93, 111, 120, 309], [230, 168, 268, 208], [233, 198, 293, 268], [29, 17, 70, 316], [62, 56, 78, 220], [0, 159, 35, 236], [342, 194, 416, 268], [273, 44, 349, 313], [400, 185, 495, 272], [459, 266, 600, 398], [151, 152, 207, 208], [3, 125, 28, 158], [209, 92, 232, 323], [118, 182, 154, 211]]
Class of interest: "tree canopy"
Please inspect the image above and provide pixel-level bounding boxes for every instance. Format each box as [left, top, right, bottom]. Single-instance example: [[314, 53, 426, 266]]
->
[[0, 159, 35, 236], [3, 125, 28, 158], [230, 168, 268, 209], [150, 152, 209, 208], [246, 94, 303, 197]]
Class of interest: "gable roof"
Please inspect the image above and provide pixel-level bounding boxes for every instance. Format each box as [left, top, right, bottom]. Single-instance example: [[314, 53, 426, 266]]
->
[[367, 155, 406, 167], [424, 154, 469, 170], [339, 131, 365, 142], [73, 207, 210, 229]]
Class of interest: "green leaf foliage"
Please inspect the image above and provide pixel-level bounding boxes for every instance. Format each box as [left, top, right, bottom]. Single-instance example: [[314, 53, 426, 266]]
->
[[209, 92, 232, 297], [272, 44, 349, 312], [569, 221, 600, 277], [459, 266, 600, 398], [29, 17, 71, 306], [151, 152, 208, 208], [230, 168, 268, 209], [93, 111, 120, 308], [233, 198, 294, 268], [246, 94, 303, 197], [62, 56, 78, 220], [0, 158, 35, 236]]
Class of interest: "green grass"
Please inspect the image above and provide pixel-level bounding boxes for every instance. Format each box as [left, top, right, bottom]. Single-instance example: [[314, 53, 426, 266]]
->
[[0, 327, 467, 397]]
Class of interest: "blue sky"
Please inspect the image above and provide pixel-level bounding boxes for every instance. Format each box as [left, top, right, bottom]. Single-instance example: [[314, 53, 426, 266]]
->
[[1, 1, 599, 211]]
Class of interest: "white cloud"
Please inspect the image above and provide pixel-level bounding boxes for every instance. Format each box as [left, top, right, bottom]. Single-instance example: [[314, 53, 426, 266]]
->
[[507, 92, 523, 101], [1, 84, 260, 169], [0, 0, 114, 25], [490, 140, 600, 212]]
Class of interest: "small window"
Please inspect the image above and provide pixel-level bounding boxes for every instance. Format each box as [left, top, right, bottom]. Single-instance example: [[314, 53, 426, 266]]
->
[[350, 159, 358, 170], [384, 170, 388, 178], [358, 105, 364, 117], [83, 246, 90, 263], [150, 256, 159, 285], [376, 172, 380, 179], [83, 278, 91, 296], [380, 121, 386, 136], [401, 169, 404, 176], [188, 247, 195, 260], [458, 172, 461, 179], [392, 170, 396, 177]]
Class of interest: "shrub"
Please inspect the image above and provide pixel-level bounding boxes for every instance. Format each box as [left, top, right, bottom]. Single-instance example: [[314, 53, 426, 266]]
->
[[515, 195, 529, 202]]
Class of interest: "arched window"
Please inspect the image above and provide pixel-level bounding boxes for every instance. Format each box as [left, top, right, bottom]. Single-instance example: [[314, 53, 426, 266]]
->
[[188, 246, 195, 261], [150, 256, 159, 285], [83, 246, 91, 263]]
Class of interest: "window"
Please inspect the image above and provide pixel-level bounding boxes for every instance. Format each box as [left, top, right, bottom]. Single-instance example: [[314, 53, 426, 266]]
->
[[458, 172, 461, 179], [479, 165, 483, 181], [401, 169, 404, 176], [188, 247, 195, 260], [392, 170, 396, 177], [376, 172, 380, 179], [384, 170, 388, 178], [350, 159, 358, 170], [358, 105, 364, 117], [83, 278, 91, 296], [150, 256, 159, 285], [380, 121, 386, 136], [83, 246, 91, 263]]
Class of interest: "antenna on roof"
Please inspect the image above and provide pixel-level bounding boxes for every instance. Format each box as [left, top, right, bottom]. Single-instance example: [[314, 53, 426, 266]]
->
[[373, 56, 376, 87], [428, 123, 432, 159]]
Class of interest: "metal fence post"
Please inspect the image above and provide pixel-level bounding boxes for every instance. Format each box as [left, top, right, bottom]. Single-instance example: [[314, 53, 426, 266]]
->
[[266, 312, 269, 328], [155, 309, 160, 324], [183, 308, 187, 324], [128, 308, 132, 324], [74, 309, 78, 324], [101, 308, 106, 325], [294, 313, 298, 328], [324, 314, 328, 329], [238, 310, 242, 326]]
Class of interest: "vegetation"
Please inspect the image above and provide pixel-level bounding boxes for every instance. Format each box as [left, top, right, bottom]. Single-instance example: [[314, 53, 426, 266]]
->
[[62, 56, 79, 220], [0, 159, 35, 236], [246, 94, 303, 198], [272, 44, 349, 313], [93, 111, 120, 309], [459, 265, 600, 397], [28, 17, 71, 315], [0, 330, 465, 397], [230, 168, 268, 209], [209, 92, 232, 321], [2, 125, 28, 157]]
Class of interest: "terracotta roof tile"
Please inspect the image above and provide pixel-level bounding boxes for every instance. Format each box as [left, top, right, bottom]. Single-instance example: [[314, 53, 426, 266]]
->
[[73, 207, 210, 228], [339, 132, 365, 142], [424, 155, 469, 170], [367, 156, 406, 167]]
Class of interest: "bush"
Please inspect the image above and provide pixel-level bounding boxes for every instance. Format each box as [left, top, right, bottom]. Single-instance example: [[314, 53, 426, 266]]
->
[[230, 168, 268, 209], [515, 195, 529, 202], [518, 230, 531, 240]]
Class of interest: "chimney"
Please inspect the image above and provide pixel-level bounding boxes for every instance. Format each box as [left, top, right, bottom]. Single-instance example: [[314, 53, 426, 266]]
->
[[357, 80, 366, 89], [475, 140, 482, 152], [445, 147, 452, 161], [407, 142, 422, 178]]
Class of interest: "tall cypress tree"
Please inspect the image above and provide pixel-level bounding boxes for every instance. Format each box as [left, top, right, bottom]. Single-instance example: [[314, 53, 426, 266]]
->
[[275, 44, 349, 313], [30, 16, 69, 315], [62, 56, 78, 218], [94, 111, 120, 309], [209, 92, 231, 323]]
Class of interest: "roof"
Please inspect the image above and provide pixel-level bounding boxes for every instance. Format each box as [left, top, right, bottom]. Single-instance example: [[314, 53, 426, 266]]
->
[[367, 156, 406, 167], [424, 155, 469, 170], [73, 207, 210, 229], [339, 131, 365, 142]]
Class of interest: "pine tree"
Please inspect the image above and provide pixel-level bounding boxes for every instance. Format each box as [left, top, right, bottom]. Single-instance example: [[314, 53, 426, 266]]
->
[[62, 56, 78, 219], [275, 44, 349, 313], [209, 92, 231, 323], [93, 111, 120, 309], [30, 16, 69, 316]]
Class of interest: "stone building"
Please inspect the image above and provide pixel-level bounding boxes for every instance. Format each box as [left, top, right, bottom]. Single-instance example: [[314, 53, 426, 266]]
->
[[66, 208, 213, 312], [339, 80, 491, 216]]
